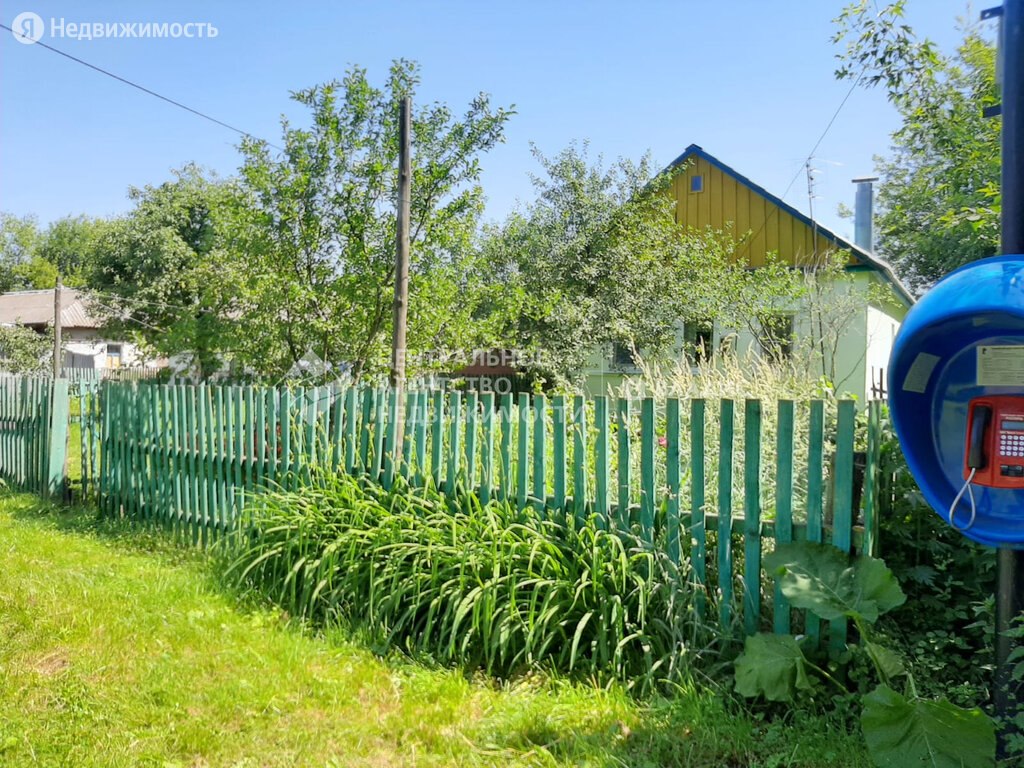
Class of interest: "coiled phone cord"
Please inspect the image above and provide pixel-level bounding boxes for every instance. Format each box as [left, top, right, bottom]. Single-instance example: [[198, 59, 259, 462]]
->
[[949, 468, 978, 531]]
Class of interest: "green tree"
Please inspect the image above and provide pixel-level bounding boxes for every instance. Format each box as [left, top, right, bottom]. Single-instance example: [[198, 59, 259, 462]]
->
[[834, 1, 999, 293], [0, 213, 41, 292], [37, 215, 110, 287], [0, 214, 108, 291], [231, 59, 513, 380], [481, 144, 805, 386], [11, 255, 58, 290], [89, 164, 238, 377], [0, 323, 52, 375]]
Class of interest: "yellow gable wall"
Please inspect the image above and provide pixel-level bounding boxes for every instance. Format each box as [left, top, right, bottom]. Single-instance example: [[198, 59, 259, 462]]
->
[[670, 155, 854, 269]]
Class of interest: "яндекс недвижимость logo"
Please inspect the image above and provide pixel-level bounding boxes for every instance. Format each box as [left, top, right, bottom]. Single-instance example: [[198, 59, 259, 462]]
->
[[10, 11, 44, 44]]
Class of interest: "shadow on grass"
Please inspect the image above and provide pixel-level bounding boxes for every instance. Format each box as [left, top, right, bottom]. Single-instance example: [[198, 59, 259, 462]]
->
[[3, 490, 212, 569], [2, 489, 870, 768]]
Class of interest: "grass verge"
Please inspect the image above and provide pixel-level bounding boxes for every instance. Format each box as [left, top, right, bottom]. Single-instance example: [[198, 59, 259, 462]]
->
[[0, 493, 870, 767]]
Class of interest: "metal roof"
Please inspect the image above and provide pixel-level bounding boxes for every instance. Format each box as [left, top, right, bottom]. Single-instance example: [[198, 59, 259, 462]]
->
[[0, 288, 102, 329]]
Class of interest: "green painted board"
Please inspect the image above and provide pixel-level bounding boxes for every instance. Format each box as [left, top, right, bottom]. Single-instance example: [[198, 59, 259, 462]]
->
[[171, 386, 185, 536], [665, 398, 681, 564], [359, 388, 373, 473], [718, 399, 735, 630], [195, 386, 209, 546], [516, 393, 529, 508], [371, 388, 385, 482], [215, 387, 228, 530], [572, 395, 587, 528], [344, 386, 357, 475], [401, 390, 414, 478], [268, 388, 279, 487], [431, 390, 444, 489], [617, 398, 631, 531], [331, 386, 344, 473], [498, 393, 512, 502], [46, 379, 68, 499], [691, 399, 707, 620], [255, 387, 267, 488], [743, 399, 762, 636], [480, 392, 495, 504], [773, 400, 795, 635], [186, 387, 200, 545], [830, 400, 856, 653], [532, 394, 546, 514], [447, 391, 462, 492], [244, 386, 256, 495], [594, 396, 610, 527], [805, 400, 825, 646], [465, 391, 478, 492], [383, 388, 398, 489], [235, 387, 246, 511], [551, 395, 566, 515], [414, 390, 428, 483], [79, 385, 89, 495], [640, 397, 655, 541], [280, 389, 292, 492], [208, 386, 221, 537]]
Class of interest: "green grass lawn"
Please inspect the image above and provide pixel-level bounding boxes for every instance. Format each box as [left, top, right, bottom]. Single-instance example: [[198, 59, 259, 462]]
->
[[0, 493, 870, 767]]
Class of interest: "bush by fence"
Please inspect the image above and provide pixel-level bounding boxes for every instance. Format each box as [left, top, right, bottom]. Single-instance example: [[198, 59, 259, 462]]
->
[[50, 380, 883, 641]]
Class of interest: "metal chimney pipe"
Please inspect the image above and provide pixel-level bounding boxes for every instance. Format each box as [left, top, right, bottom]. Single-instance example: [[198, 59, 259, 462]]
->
[[852, 176, 879, 252]]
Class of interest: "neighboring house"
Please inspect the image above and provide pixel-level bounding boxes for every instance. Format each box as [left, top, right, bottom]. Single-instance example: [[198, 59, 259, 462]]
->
[[583, 144, 914, 402], [0, 288, 148, 372]]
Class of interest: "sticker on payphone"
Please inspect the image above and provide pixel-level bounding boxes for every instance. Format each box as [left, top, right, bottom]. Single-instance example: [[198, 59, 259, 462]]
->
[[965, 397, 1024, 487]]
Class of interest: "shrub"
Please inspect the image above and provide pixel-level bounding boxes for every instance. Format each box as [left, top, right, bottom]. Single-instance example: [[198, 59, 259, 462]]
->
[[221, 472, 711, 693], [872, 408, 995, 706]]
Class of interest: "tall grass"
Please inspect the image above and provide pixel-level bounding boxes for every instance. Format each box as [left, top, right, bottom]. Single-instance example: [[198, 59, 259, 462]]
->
[[222, 471, 713, 693], [624, 351, 840, 525]]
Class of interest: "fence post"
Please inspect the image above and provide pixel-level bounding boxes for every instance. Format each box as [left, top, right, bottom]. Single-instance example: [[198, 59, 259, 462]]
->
[[46, 378, 69, 499]]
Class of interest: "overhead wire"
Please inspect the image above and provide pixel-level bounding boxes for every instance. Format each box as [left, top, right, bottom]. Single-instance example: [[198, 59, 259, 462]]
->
[[738, 1, 902, 260], [737, 70, 865, 260], [0, 22, 283, 151]]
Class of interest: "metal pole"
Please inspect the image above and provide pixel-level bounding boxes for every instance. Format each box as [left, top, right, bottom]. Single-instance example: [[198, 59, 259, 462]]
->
[[52, 274, 62, 379], [996, 0, 1024, 757], [390, 96, 411, 458]]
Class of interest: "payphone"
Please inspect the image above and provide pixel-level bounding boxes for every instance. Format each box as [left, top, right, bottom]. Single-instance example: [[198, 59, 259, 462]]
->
[[888, 254, 1024, 548], [964, 398, 1024, 487]]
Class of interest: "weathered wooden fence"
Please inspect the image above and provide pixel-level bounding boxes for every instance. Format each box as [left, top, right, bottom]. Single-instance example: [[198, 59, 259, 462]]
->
[[63, 366, 162, 383], [0, 376, 67, 496], [0, 378, 885, 640], [66, 382, 882, 638]]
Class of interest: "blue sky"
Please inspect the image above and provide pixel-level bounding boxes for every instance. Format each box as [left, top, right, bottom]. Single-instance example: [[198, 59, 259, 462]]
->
[[1, 1, 981, 240]]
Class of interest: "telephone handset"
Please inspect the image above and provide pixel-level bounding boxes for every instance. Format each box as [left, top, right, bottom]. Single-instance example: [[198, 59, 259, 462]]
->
[[964, 397, 1024, 489]]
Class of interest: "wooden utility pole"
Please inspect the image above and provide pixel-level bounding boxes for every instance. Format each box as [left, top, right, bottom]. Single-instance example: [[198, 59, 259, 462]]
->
[[52, 274, 62, 379], [390, 96, 412, 459]]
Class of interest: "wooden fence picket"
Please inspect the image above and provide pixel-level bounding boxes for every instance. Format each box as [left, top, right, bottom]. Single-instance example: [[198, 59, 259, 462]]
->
[[773, 399, 795, 635]]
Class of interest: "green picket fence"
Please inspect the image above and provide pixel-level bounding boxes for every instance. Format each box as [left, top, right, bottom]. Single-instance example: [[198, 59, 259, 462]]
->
[[0, 376, 68, 496], [71, 379, 102, 498], [85, 381, 883, 640]]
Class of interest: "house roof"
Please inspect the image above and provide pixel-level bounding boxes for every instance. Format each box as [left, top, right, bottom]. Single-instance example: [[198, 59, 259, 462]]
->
[[664, 144, 914, 306], [0, 288, 102, 329]]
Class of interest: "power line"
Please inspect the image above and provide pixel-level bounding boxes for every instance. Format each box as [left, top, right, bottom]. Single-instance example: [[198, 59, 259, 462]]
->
[[0, 23, 282, 151], [88, 297, 170, 333], [738, 71, 864, 260], [744, 0, 884, 259], [84, 288, 210, 314]]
